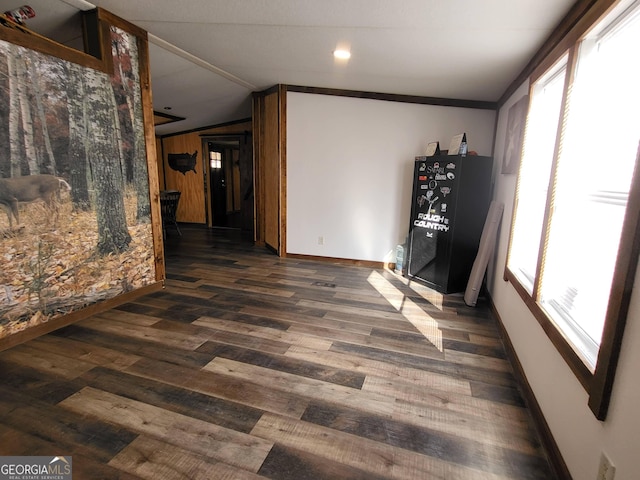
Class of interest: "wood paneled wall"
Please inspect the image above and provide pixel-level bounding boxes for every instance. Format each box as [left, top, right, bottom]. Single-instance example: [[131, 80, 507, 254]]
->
[[158, 121, 252, 224], [159, 134, 205, 223]]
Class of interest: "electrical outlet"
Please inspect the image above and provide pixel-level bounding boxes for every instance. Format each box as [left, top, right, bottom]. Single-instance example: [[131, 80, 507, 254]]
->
[[318, 236, 324, 245], [597, 452, 615, 480]]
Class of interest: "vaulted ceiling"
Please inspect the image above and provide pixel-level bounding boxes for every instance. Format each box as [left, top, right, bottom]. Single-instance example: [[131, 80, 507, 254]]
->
[[1, 0, 576, 135]]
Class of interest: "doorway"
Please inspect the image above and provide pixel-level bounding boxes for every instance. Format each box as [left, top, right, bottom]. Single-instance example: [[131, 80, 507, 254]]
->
[[202, 134, 254, 234]]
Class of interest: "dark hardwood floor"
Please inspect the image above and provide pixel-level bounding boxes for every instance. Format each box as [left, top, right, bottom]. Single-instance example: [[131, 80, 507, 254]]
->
[[0, 225, 556, 479]]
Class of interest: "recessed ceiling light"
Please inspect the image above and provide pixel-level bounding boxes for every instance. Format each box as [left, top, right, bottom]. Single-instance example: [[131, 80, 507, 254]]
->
[[333, 49, 351, 60]]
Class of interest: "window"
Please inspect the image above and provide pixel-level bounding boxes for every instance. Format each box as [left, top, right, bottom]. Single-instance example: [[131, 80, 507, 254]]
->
[[209, 151, 222, 169], [506, 0, 640, 419], [508, 59, 567, 292]]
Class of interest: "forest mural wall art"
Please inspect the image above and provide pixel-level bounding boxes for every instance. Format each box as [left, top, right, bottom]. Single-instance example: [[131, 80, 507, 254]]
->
[[0, 26, 157, 339]]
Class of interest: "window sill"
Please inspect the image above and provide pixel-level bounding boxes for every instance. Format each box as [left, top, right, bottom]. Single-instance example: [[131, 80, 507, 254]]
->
[[504, 268, 593, 391]]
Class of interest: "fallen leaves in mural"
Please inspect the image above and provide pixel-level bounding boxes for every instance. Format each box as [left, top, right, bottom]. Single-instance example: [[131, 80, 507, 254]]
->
[[0, 192, 156, 338]]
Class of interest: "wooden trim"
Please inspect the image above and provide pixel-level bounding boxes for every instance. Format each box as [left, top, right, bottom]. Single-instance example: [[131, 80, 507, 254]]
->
[[0, 281, 163, 353], [159, 117, 253, 139], [286, 253, 386, 269], [96, 7, 148, 40], [505, 269, 592, 390], [589, 143, 640, 419], [0, 13, 106, 72], [96, 8, 114, 75], [286, 85, 497, 111], [136, 26, 166, 282], [260, 91, 282, 253], [199, 133, 251, 140], [498, 0, 621, 108], [489, 105, 500, 159], [0, 6, 153, 77], [498, 0, 597, 107], [154, 110, 186, 126], [488, 296, 573, 480], [530, 42, 571, 87], [254, 84, 281, 98], [279, 85, 287, 257], [158, 137, 166, 190], [252, 95, 265, 245], [201, 137, 212, 226]]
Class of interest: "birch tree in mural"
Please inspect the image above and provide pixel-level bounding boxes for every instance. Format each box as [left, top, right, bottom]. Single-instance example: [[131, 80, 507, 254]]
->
[[111, 29, 150, 223], [29, 50, 57, 174], [84, 67, 131, 255], [6, 45, 22, 176], [67, 62, 91, 211], [129, 39, 150, 222], [17, 54, 38, 174], [4, 44, 66, 177]]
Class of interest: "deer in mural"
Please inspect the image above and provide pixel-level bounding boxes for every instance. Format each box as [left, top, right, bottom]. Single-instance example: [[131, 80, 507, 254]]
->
[[0, 174, 71, 229]]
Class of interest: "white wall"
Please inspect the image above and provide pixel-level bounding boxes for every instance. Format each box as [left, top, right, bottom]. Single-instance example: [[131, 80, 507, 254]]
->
[[286, 92, 496, 262], [490, 83, 640, 480]]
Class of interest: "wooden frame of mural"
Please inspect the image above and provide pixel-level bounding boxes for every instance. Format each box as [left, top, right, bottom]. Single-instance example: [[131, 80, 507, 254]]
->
[[0, 8, 164, 351]]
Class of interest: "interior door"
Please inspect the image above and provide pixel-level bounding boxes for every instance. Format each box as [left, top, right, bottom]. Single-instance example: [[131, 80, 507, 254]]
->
[[208, 144, 228, 227], [254, 87, 286, 254]]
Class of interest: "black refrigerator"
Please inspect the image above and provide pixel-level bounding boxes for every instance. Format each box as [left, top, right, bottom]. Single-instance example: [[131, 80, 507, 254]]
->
[[405, 155, 493, 294]]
